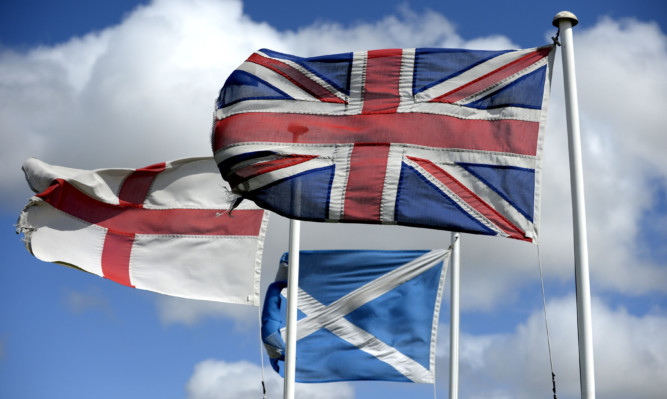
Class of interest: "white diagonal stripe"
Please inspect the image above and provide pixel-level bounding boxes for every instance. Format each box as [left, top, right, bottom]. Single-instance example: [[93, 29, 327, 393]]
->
[[291, 289, 435, 383], [215, 97, 347, 119], [215, 142, 339, 161], [255, 50, 348, 102], [415, 47, 537, 102], [236, 156, 333, 192], [442, 162, 534, 234], [403, 157, 508, 237], [224, 153, 287, 176], [236, 61, 318, 102], [296, 249, 447, 339], [456, 56, 549, 105]]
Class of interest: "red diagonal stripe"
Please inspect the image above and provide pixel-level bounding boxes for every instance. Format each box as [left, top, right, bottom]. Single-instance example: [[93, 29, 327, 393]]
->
[[361, 49, 403, 114], [432, 46, 551, 104], [407, 156, 528, 241], [228, 154, 318, 188], [118, 162, 166, 206], [343, 143, 390, 222], [248, 53, 345, 104], [214, 113, 540, 156]]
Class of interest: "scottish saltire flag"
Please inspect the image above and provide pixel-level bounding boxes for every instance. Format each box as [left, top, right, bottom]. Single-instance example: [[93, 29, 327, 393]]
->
[[17, 157, 269, 305], [261, 249, 450, 383], [213, 46, 555, 242]]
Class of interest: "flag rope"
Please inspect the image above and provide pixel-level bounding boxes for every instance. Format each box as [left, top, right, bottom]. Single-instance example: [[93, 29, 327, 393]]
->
[[536, 243, 557, 399], [551, 28, 561, 47], [257, 305, 267, 398]]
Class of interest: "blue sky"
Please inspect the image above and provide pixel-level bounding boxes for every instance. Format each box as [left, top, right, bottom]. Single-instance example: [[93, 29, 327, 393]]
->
[[1, 1, 666, 398]]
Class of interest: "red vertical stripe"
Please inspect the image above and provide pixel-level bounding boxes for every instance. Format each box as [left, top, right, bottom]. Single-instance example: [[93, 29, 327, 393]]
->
[[343, 144, 391, 221], [102, 163, 164, 286], [101, 231, 136, 287], [361, 49, 403, 114]]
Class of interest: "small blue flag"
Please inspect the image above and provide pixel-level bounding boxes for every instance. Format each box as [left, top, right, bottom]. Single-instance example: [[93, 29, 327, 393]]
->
[[261, 249, 450, 383]]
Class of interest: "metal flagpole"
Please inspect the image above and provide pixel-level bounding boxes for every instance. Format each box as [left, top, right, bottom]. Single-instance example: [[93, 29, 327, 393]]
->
[[449, 233, 461, 399], [553, 11, 596, 399], [283, 219, 301, 399]]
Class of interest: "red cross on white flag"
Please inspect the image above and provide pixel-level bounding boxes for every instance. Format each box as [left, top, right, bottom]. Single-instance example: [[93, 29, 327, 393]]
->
[[17, 157, 269, 305]]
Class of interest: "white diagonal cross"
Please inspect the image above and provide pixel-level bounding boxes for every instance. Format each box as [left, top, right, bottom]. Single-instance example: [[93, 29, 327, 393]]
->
[[280, 249, 449, 383]]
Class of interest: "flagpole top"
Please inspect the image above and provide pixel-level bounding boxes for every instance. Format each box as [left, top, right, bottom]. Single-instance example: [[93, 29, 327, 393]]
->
[[553, 11, 579, 27]]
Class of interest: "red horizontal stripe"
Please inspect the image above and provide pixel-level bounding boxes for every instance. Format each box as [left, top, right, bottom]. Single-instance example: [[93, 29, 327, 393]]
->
[[408, 156, 528, 241], [214, 113, 539, 156], [248, 53, 345, 104], [37, 179, 264, 236], [433, 46, 551, 104]]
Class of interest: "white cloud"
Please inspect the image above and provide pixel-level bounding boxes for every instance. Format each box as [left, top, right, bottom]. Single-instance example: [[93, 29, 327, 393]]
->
[[549, 17, 667, 294], [575, 18, 667, 174], [0, 0, 514, 212], [155, 295, 257, 328], [2, 3, 666, 398], [1, 0, 665, 316], [186, 359, 354, 399], [436, 295, 667, 399], [281, 5, 515, 55]]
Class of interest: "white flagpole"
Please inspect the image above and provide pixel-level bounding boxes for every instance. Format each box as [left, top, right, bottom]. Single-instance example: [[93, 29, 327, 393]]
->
[[283, 219, 301, 399], [553, 11, 596, 399], [449, 233, 461, 399]]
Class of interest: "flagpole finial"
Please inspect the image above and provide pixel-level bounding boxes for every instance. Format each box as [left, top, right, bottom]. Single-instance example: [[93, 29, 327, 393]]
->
[[553, 11, 578, 27]]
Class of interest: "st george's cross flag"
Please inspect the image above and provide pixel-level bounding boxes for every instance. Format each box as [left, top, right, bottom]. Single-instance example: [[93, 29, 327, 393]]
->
[[261, 249, 450, 383], [17, 157, 269, 305], [212, 45, 555, 242]]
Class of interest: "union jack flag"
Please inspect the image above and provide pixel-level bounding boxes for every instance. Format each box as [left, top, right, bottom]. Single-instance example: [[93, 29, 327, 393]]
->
[[212, 45, 555, 242]]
